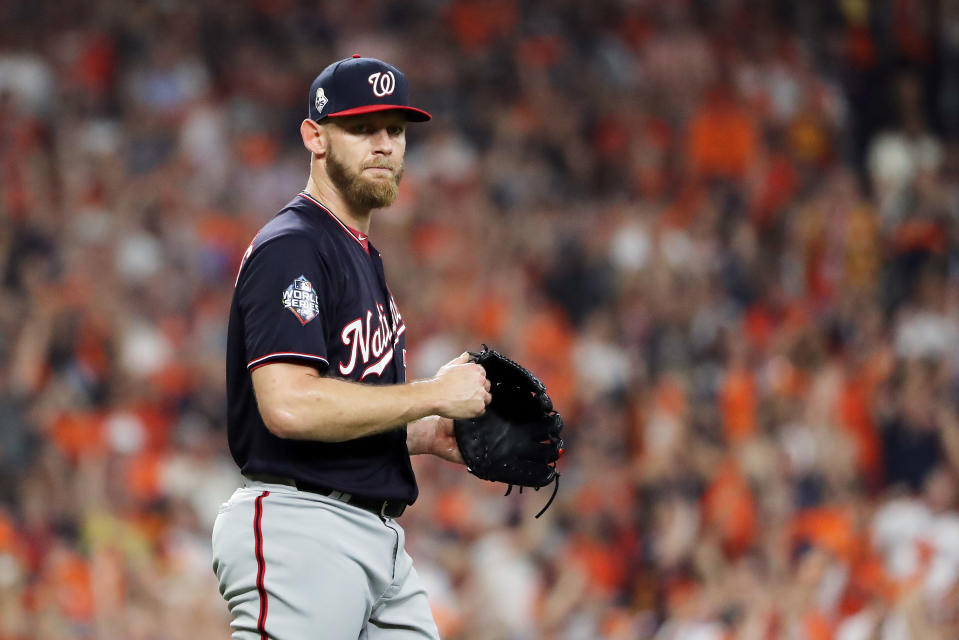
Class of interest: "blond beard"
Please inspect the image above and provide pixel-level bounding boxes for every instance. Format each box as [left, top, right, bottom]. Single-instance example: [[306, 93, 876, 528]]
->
[[325, 145, 403, 211]]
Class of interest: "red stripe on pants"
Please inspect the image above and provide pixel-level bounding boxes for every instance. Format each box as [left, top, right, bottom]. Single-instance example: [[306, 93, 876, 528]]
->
[[254, 491, 270, 639]]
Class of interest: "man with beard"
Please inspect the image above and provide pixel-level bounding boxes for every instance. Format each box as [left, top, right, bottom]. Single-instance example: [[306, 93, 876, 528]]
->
[[212, 56, 491, 639]]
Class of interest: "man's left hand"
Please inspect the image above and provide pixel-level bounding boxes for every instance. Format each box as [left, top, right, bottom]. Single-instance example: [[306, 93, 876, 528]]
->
[[407, 416, 465, 464]]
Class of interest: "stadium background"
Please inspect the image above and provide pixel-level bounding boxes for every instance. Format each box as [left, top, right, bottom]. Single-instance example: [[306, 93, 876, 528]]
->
[[2, 0, 959, 638]]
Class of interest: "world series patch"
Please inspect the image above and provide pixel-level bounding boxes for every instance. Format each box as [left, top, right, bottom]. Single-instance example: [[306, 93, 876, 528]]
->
[[282, 275, 320, 325]]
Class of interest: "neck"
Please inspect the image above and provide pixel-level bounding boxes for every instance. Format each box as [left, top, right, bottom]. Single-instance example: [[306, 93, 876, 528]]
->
[[304, 172, 372, 234]]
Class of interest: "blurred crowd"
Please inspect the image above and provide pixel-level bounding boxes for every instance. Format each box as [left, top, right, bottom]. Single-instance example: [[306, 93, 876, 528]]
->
[[2, 0, 959, 638]]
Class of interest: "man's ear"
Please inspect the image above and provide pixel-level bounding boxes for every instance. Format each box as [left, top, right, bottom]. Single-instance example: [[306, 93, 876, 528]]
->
[[300, 119, 327, 157]]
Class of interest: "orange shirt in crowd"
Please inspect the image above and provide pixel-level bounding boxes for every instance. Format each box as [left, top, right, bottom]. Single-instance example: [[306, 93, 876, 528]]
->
[[446, 0, 519, 52], [719, 365, 757, 444], [688, 89, 759, 181], [837, 376, 882, 488], [703, 459, 757, 556]]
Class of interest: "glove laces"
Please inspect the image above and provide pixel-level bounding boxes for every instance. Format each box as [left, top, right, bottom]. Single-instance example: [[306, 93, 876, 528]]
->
[[503, 471, 560, 519]]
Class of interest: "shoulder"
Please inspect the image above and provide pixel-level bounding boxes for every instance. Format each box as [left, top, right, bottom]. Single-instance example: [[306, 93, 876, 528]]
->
[[248, 198, 347, 259], [235, 203, 333, 285], [242, 224, 320, 279], [254, 203, 321, 250]]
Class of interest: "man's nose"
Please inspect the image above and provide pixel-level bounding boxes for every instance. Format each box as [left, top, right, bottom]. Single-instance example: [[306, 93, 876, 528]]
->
[[370, 129, 393, 154]]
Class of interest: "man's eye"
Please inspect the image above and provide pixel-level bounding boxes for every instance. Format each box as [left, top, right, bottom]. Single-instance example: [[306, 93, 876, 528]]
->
[[388, 126, 405, 136]]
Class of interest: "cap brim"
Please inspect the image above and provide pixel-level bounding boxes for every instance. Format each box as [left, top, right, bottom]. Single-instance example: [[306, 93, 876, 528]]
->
[[323, 104, 432, 122]]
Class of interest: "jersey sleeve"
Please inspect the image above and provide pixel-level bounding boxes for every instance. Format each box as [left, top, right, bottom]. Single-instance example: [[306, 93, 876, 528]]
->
[[236, 233, 336, 372]]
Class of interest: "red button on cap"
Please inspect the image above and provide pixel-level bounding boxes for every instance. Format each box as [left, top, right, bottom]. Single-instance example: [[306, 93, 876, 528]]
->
[[352, 54, 361, 58]]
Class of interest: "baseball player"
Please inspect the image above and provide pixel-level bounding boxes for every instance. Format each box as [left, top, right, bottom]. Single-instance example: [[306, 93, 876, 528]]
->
[[211, 55, 491, 639]]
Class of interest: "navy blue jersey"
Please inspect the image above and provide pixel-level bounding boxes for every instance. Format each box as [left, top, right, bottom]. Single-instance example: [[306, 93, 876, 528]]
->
[[226, 192, 416, 503]]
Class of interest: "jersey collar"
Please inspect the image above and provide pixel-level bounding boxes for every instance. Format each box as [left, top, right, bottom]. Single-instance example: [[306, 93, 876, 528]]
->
[[297, 191, 370, 254]]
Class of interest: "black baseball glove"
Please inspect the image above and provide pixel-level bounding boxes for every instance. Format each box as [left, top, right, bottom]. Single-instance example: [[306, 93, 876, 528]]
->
[[453, 345, 564, 517]]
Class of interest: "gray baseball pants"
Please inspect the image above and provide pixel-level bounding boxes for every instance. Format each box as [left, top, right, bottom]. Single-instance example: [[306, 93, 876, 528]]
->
[[211, 478, 440, 640]]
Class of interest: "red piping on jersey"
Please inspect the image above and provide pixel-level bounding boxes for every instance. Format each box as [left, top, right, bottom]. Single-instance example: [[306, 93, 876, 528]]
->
[[297, 192, 370, 253], [254, 491, 270, 640], [247, 352, 330, 370]]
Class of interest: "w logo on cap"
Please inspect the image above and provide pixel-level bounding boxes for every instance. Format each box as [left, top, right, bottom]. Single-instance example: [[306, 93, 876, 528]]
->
[[368, 71, 396, 97]]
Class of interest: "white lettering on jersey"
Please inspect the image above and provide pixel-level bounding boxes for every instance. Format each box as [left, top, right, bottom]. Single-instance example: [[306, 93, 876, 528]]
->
[[339, 297, 405, 379]]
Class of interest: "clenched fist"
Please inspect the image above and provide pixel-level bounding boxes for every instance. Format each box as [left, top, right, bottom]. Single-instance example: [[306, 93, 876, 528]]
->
[[428, 352, 492, 419]]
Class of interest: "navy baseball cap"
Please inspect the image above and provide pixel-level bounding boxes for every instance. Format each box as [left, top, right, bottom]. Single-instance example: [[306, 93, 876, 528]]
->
[[308, 55, 431, 123]]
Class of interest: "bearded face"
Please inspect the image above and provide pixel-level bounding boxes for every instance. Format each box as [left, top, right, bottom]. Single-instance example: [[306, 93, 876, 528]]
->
[[325, 140, 404, 211]]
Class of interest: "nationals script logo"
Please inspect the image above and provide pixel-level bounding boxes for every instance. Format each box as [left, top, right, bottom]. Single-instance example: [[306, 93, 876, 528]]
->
[[339, 295, 405, 380]]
